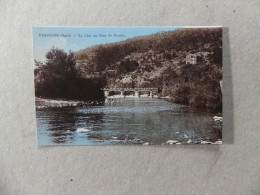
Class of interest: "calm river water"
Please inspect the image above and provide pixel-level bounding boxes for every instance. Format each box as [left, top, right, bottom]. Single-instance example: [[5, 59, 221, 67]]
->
[[37, 97, 222, 145]]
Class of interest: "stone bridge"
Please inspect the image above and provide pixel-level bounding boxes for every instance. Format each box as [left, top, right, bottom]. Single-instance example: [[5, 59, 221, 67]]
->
[[102, 88, 158, 98]]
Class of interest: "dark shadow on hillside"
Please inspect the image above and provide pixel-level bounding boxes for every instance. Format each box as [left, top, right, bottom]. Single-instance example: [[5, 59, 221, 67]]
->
[[222, 28, 234, 144]]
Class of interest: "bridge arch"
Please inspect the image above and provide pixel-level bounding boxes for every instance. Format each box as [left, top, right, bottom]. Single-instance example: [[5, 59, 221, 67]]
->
[[123, 91, 135, 96], [108, 91, 121, 96], [139, 91, 151, 96]]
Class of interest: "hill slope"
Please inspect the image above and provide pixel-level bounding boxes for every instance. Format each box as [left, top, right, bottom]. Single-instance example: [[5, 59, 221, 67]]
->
[[75, 28, 222, 109]]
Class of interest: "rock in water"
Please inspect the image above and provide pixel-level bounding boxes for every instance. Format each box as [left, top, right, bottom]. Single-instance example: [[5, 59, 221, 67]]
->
[[76, 128, 90, 133], [166, 140, 178, 145], [212, 140, 222, 144], [142, 142, 149, 145], [200, 140, 212, 144], [187, 139, 192, 144], [213, 116, 223, 122]]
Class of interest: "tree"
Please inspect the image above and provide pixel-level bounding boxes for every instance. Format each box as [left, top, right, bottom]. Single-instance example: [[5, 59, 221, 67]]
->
[[45, 47, 76, 78], [34, 47, 105, 101]]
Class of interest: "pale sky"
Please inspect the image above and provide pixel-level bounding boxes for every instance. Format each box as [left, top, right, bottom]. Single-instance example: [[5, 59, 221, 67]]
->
[[33, 26, 182, 62]]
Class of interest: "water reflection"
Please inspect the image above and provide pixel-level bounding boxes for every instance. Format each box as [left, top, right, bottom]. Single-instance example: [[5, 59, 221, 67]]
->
[[36, 98, 222, 145]]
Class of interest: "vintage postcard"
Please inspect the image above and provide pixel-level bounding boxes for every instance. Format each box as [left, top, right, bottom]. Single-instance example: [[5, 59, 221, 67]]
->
[[33, 26, 223, 146]]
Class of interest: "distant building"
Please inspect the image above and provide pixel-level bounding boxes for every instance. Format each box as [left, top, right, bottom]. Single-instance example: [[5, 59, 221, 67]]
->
[[186, 54, 198, 65]]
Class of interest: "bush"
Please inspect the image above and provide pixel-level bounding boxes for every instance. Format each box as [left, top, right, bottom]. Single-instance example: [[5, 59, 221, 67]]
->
[[119, 59, 139, 73], [169, 84, 191, 104]]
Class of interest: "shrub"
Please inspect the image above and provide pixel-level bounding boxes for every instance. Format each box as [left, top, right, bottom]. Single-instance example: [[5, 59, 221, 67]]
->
[[119, 59, 139, 73]]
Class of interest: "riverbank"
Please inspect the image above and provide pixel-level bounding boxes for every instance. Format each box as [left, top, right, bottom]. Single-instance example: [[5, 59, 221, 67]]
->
[[36, 95, 165, 108], [35, 97, 103, 109], [35, 96, 222, 115]]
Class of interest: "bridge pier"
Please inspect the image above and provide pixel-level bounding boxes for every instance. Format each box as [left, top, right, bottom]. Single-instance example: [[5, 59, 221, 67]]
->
[[104, 91, 109, 97], [120, 91, 124, 97], [135, 91, 139, 97], [149, 91, 153, 98]]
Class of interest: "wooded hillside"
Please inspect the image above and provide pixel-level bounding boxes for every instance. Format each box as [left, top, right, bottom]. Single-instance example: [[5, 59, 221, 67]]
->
[[74, 28, 222, 109]]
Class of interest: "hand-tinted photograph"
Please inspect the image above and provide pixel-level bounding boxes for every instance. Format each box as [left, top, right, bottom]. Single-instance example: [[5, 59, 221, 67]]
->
[[33, 26, 223, 146]]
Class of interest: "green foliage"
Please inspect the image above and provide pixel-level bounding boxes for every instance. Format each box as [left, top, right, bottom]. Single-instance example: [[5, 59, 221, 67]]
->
[[163, 52, 173, 59], [118, 59, 139, 74], [45, 48, 77, 78], [35, 47, 106, 101], [170, 84, 191, 104], [165, 62, 222, 109]]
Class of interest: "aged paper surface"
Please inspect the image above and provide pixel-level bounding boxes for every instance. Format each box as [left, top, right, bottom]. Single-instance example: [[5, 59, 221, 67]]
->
[[0, 0, 259, 194]]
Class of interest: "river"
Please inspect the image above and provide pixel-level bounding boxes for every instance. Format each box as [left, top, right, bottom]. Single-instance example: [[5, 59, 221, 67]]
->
[[36, 97, 222, 145]]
